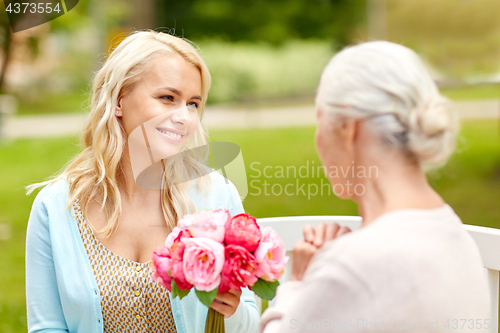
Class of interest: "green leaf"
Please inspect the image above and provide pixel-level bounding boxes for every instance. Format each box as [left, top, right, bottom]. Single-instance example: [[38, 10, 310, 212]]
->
[[195, 287, 219, 307], [251, 278, 279, 301], [171, 280, 190, 300]]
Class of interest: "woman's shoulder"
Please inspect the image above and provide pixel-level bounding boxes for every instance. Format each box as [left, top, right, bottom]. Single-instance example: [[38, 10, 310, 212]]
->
[[27, 179, 73, 236], [322, 205, 465, 253], [370, 204, 462, 226], [308, 204, 478, 279], [31, 178, 70, 208]]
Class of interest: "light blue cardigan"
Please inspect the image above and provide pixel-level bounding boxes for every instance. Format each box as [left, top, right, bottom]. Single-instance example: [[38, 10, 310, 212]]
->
[[26, 174, 260, 333]]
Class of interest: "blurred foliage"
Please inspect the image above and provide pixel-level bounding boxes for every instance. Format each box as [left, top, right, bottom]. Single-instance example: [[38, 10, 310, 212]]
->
[[387, 0, 500, 78], [6, 0, 132, 110], [156, 0, 366, 46], [16, 90, 88, 115], [14, 39, 332, 114], [16, 39, 500, 116], [49, 0, 131, 33], [45, 0, 131, 80], [0, 2, 12, 92], [200, 39, 333, 103], [6, 0, 500, 112]]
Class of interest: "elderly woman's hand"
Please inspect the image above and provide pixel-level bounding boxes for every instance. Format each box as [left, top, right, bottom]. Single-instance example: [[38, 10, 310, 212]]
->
[[305, 222, 352, 248], [291, 223, 351, 281]]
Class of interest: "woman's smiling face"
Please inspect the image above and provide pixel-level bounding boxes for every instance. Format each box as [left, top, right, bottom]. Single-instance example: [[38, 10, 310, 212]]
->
[[117, 53, 202, 161]]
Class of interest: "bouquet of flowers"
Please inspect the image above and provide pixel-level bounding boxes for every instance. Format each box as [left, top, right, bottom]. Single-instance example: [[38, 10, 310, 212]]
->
[[150, 209, 288, 333]]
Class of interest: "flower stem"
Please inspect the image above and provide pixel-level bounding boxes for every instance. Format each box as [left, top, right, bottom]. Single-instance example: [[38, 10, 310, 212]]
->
[[205, 307, 225, 333]]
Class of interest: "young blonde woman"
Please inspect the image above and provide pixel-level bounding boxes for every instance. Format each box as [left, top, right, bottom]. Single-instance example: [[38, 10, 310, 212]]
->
[[25, 31, 259, 333], [260, 41, 490, 332]]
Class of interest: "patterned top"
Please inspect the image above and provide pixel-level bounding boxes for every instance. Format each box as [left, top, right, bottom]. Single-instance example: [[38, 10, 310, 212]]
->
[[73, 199, 177, 333]]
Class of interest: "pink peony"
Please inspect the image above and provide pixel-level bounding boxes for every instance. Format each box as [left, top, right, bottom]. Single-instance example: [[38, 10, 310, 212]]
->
[[178, 213, 197, 227], [151, 247, 173, 291], [254, 227, 289, 281], [170, 238, 186, 262], [167, 227, 191, 262], [219, 245, 259, 293], [166, 230, 193, 290], [224, 213, 261, 252], [180, 210, 230, 243], [171, 260, 193, 290], [165, 226, 192, 249], [182, 238, 225, 292]]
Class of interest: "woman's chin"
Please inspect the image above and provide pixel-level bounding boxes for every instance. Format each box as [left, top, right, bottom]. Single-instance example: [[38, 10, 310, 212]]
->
[[152, 145, 183, 161]]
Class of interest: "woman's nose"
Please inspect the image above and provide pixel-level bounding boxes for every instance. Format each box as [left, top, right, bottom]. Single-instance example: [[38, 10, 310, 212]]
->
[[170, 106, 190, 124]]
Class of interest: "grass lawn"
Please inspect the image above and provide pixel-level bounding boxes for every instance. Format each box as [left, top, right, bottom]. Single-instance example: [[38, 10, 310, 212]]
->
[[15, 90, 91, 116], [440, 84, 500, 101], [0, 120, 499, 330]]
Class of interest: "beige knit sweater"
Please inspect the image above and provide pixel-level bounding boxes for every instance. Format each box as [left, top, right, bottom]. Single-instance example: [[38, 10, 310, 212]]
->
[[260, 205, 491, 332]]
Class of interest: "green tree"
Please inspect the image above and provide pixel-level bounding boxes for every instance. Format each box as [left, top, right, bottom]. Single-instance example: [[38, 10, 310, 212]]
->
[[0, 6, 12, 93], [157, 0, 365, 46], [387, 0, 500, 78]]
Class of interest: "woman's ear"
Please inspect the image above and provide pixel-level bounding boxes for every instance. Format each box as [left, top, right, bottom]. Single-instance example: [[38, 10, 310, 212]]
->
[[338, 119, 358, 153], [115, 98, 123, 117]]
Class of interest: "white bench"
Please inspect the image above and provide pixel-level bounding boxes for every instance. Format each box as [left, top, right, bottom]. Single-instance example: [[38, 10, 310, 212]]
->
[[256, 216, 500, 333]]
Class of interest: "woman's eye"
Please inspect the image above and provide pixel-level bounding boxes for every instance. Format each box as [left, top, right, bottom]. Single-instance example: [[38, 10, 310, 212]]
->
[[188, 101, 199, 109], [160, 95, 174, 102]]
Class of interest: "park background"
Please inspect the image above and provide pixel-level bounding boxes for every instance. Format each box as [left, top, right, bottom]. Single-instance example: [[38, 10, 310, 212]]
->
[[0, 0, 500, 331]]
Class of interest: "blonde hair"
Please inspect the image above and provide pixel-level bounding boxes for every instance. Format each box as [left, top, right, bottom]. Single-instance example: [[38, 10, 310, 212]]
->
[[27, 30, 212, 238], [317, 41, 458, 170]]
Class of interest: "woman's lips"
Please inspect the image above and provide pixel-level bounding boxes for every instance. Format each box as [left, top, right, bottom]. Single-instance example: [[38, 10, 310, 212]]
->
[[156, 127, 185, 143]]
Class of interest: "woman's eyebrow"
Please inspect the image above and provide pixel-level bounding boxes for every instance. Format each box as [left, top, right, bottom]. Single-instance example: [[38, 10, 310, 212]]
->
[[160, 87, 182, 96], [159, 87, 201, 100]]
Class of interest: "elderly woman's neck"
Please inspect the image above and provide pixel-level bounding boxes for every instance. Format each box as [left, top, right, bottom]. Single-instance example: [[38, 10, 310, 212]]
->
[[355, 157, 445, 227]]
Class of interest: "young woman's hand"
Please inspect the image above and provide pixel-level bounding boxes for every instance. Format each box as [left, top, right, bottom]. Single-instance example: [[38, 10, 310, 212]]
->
[[291, 223, 351, 281], [210, 289, 242, 318]]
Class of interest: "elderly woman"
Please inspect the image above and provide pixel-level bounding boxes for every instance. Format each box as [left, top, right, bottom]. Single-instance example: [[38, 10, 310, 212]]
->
[[260, 41, 490, 332], [25, 31, 259, 333]]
